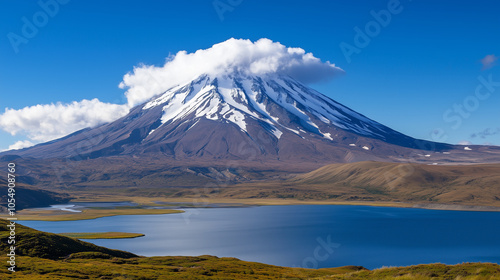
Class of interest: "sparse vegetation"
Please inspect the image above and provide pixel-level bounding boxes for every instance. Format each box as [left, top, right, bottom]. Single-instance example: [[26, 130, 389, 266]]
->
[[2, 160, 500, 212], [29, 161, 500, 212], [0, 255, 368, 279], [318, 263, 500, 279], [14, 207, 183, 221], [0, 219, 499, 279], [59, 232, 145, 239]]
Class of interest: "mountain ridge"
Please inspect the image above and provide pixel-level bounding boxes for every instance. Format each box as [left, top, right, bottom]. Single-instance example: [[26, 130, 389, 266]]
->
[[3, 72, 499, 165]]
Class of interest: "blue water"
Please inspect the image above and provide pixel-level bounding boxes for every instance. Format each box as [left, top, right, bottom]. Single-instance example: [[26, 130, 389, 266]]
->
[[19, 205, 500, 269]]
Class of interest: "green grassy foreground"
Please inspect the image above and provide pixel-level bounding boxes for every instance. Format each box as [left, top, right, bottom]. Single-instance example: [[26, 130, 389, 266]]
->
[[0, 255, 365, 280], [59, 232, 145, 239], [320, 263, 500, 279], [0, 257, 499, 279], [1, 219, 500, 279]]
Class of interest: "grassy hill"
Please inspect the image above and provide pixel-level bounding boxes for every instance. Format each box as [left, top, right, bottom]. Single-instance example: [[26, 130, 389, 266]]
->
[[321, 263, 500, 279], [0, 219, 136, 259], [2, 256, 499, 279], [0, 255, 366, 279]]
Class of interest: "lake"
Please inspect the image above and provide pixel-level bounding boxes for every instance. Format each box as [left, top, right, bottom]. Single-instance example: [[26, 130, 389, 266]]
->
[[19, 205, 500, 269]]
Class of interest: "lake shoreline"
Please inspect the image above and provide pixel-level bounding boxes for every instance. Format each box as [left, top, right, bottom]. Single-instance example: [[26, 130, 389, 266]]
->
[[74, 196, 500, 212], [18, 204, 500, 270], [9, 197, 500, 221]]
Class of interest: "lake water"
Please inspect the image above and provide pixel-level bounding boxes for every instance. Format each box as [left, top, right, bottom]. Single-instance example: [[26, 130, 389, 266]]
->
[[20, 205, 500, 269]]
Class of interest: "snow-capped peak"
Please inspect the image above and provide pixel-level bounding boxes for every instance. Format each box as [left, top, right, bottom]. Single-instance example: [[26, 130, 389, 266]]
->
[[142, 72, 395, 141]]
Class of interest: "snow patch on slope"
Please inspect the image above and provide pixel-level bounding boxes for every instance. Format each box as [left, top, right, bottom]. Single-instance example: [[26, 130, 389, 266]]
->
[[141, 73, 395, 142]]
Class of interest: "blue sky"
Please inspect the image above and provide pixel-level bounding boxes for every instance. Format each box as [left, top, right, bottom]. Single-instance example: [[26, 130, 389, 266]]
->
[[1, 0, 499, 150]]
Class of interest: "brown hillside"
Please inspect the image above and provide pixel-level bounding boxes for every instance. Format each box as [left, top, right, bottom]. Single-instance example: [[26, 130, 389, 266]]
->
[[290, 161, 500, 206]]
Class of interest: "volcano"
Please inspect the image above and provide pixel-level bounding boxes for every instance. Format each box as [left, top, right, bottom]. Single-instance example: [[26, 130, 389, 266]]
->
[[4, 72, 500, 166]]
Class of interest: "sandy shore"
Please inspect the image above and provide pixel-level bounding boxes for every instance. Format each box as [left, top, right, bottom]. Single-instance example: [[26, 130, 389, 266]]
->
[[8, 196, 500, 221]]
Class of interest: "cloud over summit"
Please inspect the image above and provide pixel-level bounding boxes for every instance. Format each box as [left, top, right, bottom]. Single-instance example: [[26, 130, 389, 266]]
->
[[0, 38, 343, 150], [120, 38, 344, 107]]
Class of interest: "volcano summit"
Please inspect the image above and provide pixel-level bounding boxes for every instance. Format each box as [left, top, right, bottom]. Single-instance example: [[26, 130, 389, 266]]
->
[[3, 39, 500, 166]]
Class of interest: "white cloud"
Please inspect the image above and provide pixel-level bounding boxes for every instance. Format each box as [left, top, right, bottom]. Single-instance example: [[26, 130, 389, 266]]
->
[[457, 140, 472, 145], [120, 38, 344, 107], [7, 140, 34, 151], [0, 38, 343, 148], [480, 54, 498, 70], [0, 99, 129, 143]]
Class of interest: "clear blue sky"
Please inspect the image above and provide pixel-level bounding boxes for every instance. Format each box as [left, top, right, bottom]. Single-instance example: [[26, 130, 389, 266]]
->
[[1, 0, 499, 150]]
